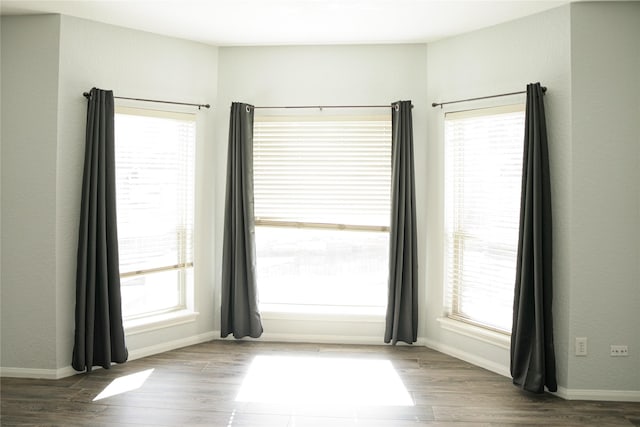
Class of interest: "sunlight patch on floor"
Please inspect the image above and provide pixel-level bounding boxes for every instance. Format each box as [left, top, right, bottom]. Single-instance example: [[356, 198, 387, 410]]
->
[[235, 355, 414, 406], [93, 368, 154, 401]]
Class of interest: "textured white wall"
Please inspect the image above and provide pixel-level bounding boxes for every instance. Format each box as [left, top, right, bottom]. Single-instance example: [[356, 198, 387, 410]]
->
[[215, 44, 428, 340], [1, 14, 219, 373], [426, 2, 640, 395], [2, 3, 638, 395], [55, 15, 219, 367], [1, 15, 62, 370], [425, 5, 573, 386], [568, 1, 640, 392]]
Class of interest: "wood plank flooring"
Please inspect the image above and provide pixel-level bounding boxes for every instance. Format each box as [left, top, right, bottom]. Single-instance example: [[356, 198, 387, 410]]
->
[[2, 340, 639, 426]]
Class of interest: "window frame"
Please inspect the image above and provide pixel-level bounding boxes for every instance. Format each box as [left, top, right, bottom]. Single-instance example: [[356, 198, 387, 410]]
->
[[252, 113, 393, 315], [113, 105, 199, 333], [442, 103, 526, 338]]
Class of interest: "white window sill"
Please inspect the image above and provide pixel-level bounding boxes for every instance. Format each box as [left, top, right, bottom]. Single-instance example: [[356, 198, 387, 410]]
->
[[124, 309, 199, 336], [259, 303, 385, 323], [437, 317, 511, 350]]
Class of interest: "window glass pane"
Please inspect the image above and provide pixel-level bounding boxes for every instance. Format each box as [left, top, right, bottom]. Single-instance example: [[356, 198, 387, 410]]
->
[[121, 270, 182, 318], [256, 227, 389, 309], [114, 108, 195, 319]]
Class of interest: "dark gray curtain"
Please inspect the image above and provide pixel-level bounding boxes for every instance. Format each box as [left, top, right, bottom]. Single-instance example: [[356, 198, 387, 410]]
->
[[221, 102, 263, 339], [385, 100, 418, 345], [510, 83, 557, 393], [72, 88, 128, 372]]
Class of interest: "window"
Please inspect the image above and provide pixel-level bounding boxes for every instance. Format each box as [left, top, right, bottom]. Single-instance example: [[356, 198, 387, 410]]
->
[[444, 104, 525, 333], [114, 107, 195, 321], [253, 115, 392, 314]]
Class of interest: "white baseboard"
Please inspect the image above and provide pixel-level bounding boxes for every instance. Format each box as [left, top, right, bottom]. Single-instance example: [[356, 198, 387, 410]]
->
[[423, 338, 640, 402], [219, 332, 388, 346], [4, 333, 637, 402], [127, 330, 217, 361], [422, 337, 511, 378], [0, 331, 217, 380], [0, 366, 77, 380], [217, 332, 432, 347], [553, 386, 640, 402]]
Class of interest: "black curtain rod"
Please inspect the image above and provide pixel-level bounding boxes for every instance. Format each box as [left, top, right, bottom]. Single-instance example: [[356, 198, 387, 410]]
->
[[252, 103, 412, 110], [83, 92, 210, 110], [254, 105, 388, 109], [431, 87, 547, 108]]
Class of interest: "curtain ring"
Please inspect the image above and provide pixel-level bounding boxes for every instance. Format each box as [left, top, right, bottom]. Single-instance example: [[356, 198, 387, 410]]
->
[[246, 105, 251, 113], [394, 103, 400, 112]]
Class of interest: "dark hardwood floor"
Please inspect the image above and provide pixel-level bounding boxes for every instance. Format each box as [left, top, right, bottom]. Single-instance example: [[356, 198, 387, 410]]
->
[[2, 340, 639, 426]]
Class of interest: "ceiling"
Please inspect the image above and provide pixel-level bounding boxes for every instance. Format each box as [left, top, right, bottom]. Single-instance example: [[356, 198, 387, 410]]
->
[[1, 0, 573, 46]]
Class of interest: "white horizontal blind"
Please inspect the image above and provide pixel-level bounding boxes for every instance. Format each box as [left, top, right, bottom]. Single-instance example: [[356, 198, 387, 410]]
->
[[114, 107, 195, 319], [444, 104, 525, 333], [253, 116, 392, 229]]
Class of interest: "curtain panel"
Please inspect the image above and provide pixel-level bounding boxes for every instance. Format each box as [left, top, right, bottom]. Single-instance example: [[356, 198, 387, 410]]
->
[[72, 87, 128, 372], [510, 83, 557, 393], [384, 100, 418, 345], [221, 102, 264, 339]]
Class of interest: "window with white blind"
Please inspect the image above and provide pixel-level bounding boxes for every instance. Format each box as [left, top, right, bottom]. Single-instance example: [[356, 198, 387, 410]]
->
[[253, 115, 391, 314], [444, 104, 525, 334], [114, 107, 195, 321]]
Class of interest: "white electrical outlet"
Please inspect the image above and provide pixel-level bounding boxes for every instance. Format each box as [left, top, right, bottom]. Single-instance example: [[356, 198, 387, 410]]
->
[[610, 345, 629, 357], [575, 337, 587, 356]]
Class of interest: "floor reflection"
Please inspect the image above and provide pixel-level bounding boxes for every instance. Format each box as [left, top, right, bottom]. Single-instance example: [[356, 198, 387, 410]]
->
[[235, 355, 414, 406]]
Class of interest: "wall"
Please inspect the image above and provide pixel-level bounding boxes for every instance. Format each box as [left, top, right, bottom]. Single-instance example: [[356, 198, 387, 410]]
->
[[56, 16, 219, 367], [214, 44, 428, 342], [568, 1, 640, 394], [2, 3, 638, 398], [426, 2, 640, 398], [1, 15, 62, 371], [425, 5, 574, 384], [1, 14, 219, 376]]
